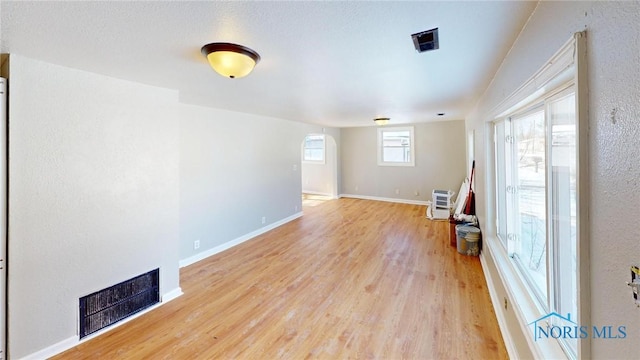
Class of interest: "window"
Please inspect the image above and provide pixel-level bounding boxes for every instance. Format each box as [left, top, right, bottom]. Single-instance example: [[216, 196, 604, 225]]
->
[[488, 32, 587, 360], [377, 127, 415, 166], [494, 87, 578, 356], [303, 134, 325, 163]]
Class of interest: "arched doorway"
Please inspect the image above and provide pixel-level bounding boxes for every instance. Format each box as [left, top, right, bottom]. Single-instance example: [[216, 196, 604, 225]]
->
[[300, 133, 338, 200]]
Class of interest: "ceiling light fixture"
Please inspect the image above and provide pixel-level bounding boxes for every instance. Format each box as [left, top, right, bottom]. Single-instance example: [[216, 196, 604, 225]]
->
[[201, 42, 261, 79], [373, 117, 390, 126]]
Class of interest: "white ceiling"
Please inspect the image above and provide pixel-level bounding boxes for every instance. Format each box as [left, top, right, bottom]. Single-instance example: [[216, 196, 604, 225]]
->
[[1, 1, 537, 127]]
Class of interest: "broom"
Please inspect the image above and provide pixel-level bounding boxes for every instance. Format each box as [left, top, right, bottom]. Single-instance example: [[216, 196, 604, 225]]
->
[[465, 160, 476, 215]]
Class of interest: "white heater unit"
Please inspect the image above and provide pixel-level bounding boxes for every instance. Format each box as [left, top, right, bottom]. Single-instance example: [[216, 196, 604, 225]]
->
[[432, 190, 454, 210], [426, 189, 454, 220]]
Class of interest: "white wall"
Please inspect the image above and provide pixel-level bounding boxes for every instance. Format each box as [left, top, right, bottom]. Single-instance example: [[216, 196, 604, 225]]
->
[[467, 1, 640, 358], [179, 105, 339, 260], [4, 51, 343, 357], [301, 134, 338, 197], [7, 54, 181, 358], [341, 121, 466, 203]]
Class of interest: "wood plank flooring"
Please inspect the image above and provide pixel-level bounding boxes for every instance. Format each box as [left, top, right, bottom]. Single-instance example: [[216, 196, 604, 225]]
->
[[53, 197, 507, 359]]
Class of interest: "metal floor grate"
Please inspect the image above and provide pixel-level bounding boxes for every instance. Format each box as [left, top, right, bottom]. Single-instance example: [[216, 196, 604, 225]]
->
[[79, 268, 159, 339]]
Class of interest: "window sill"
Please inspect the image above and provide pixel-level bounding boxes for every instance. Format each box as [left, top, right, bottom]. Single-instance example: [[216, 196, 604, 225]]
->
[[483, 235, 569, 359]]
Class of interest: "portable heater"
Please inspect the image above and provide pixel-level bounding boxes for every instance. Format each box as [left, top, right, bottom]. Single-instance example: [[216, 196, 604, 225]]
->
[[426, 189, 454, 219]]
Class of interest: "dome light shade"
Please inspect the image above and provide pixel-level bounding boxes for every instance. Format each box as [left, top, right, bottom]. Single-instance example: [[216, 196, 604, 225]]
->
[[373, 117, 390, 126], [201, 42, 261, 79]]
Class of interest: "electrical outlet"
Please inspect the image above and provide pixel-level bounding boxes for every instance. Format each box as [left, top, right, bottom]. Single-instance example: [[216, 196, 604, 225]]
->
[[503, 297, 508, 310], [355, 185, 359, 191], [395, 189, 400, 195], [262, 216, 266, 224], [414, 190, 420, 196], [194, 240, 200, 250]]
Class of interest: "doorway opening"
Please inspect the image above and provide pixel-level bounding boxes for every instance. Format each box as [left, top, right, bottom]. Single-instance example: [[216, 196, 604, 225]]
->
[[300, 133, 338, 205]]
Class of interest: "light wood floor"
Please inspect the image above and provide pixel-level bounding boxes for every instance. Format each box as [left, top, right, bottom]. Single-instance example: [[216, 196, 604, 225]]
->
[[53, 197, 507, 359]]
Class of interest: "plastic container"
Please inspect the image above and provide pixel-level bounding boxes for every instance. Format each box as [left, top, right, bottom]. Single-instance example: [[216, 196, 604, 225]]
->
[[456, 225, 480, 255], [464, 229, 481, 256], [455, 225, 471, 253]]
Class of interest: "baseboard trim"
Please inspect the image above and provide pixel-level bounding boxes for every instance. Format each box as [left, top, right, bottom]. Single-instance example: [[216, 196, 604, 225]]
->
[[19, 286, 184, 360], [179, 212, 304, 268], [339, 193, 428, 206], [162, 287, 183, 303], [19, 336, 77, 360], [302, 190, 334, 198]]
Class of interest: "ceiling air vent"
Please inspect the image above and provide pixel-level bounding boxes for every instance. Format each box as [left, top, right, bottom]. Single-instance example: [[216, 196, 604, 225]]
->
[[411, 28, 439, 53]]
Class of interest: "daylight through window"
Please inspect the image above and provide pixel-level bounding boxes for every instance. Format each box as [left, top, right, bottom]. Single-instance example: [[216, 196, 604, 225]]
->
[[494, 87, 578, 357], [303, 134, 325, 163], [377, 127, 415, 166]]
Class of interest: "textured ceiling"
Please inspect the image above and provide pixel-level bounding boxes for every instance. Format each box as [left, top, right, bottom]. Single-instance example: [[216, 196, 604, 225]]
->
[[0, 1, 537, 127]]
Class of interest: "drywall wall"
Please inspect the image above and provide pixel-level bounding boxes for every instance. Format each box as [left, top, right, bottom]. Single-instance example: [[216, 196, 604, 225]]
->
[[4, 52, 343, 358], [7, 54, 181, 358], [179, 106, 340, 261], [301, 134, 338, 197], [341, 121, 466, 203], [467, 1, 640, 358]]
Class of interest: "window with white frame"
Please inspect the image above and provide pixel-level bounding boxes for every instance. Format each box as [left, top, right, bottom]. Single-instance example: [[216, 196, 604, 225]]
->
[[494, 86, 579, 357], [377, 127, 415, 166], [489, 31, 587, 360], [303, 134, 325, 163]]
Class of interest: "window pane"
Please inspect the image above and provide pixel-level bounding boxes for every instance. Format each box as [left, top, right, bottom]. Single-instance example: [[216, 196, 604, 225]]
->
[[383, 148, 407, 162], [511, 109, 547, 302], [382, 130, 411, 163], [304, 149, 324, 161], [377, 127, 414, 166], [303, 135, 324, 162], [305, 135, 324, 149], [549, 92, 577, 356]]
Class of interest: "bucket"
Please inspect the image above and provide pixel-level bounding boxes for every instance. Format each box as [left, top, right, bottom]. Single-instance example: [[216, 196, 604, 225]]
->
[[456, 225, 480, 255], [464, 229, 481, 256], [455, 225, 471, 254]]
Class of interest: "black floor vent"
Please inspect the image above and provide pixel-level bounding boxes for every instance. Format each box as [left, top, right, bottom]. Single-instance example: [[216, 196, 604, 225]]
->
[[79, 268, 159, 339]]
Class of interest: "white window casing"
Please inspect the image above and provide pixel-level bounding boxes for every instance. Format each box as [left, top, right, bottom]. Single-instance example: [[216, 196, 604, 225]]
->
[[377, 126, 415, 167], [486, 31, 589, 360], [303, 134, 326, 164]]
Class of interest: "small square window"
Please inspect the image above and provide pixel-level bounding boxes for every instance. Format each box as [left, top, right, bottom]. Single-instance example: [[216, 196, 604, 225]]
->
[[377, 127, 415, 166], [303, 134, 325, 164]]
